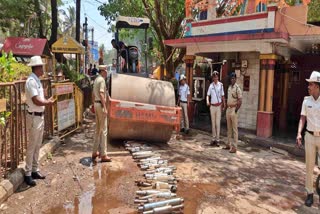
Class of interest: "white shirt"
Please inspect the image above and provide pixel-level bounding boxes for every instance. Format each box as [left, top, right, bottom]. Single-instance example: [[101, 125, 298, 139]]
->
[[207, 82, 224, 104], [25, 73, 45, 112], [179, 84, 190, 102], [301, 96, 320, 131]]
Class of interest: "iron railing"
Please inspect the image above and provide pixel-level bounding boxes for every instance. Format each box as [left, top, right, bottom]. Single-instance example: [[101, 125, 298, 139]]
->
[[0, 79, 53, 179]]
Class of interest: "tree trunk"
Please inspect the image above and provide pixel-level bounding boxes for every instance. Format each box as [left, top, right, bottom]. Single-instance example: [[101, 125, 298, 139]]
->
[[34, 0, 45, 38], [49, 0, 58, 46], [76, 0, 81, 42]]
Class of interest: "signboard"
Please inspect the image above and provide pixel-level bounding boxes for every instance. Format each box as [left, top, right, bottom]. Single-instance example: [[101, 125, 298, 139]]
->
[[89, 40, 99, 61], [52, 36, 85, 54], [1, 37, 50, 56], [0, 99, 6, 112], [55, 84, 73, 95], [57, 99, 76, 131]]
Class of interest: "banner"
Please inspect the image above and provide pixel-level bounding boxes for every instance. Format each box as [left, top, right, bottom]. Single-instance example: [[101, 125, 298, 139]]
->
[[57, 99, 76, 131]]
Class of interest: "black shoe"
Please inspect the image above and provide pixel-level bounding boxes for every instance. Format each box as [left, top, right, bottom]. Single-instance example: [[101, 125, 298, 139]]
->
[[184, 129, 189, 134], [216, 141, 220, 147], [32, 171, 46, 179], [24, 176, 36, 186], [180, 128, 185, 133], [305, 193, 313, 207], [210, 140, 220, 147]]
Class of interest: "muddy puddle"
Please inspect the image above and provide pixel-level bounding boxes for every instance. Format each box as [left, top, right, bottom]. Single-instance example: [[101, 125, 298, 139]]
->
[[46, 159, 137, 214]]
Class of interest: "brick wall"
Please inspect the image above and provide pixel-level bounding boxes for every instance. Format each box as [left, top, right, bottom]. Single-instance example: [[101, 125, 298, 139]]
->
[[236, 52, 260, 130]]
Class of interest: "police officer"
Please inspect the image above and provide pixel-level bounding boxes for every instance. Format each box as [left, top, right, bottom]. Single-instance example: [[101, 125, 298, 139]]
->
[[92, 65, 111, 164], [296, 71, 320, 207], [206, 71, 225, 146], [25, 56, 55, 186], [178, 74, 190, 134], [225, 72, 242, 153]]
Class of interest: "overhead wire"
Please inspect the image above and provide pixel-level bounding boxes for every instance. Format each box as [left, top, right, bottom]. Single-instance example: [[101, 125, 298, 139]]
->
[[86, 15, 107, 30]]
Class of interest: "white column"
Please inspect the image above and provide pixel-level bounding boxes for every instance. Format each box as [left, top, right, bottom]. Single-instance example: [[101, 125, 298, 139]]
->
[[207, 0, 217, 20]]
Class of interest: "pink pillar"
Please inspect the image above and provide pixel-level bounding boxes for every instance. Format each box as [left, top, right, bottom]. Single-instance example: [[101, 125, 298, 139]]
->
[[185, 0, 192, 19]]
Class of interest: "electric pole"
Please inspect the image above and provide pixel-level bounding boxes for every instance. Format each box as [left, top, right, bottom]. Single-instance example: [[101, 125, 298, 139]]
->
[[76, 0, 81, 42], [83, 17, 88, 73]]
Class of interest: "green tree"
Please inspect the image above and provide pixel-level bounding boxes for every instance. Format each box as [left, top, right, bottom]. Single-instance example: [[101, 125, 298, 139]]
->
[[99, 0, 186, 77], [0, 0, 64, 38], [308, 0, 320, 22], [0, 0, 32, 35]]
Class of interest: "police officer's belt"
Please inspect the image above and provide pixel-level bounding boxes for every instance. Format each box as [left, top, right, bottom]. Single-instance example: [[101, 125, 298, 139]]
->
[[180, 100, 187, 103], [211, 103, 222, 106], [28, 111, 43, 117], [307, 130, 320, 137], [227, 104, 237, 108]]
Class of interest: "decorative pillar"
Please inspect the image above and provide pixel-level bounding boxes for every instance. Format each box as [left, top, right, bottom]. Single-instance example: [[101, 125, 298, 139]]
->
[[184, 55, 195, 123], [207, 0, 217, 20], [265, 59, 275, 112], [257, 54, 278, 138], [184, 55, 195, 89], [279, 68, 290, 130], [185, 0, 192, 19], [258, 59, 267, 111]]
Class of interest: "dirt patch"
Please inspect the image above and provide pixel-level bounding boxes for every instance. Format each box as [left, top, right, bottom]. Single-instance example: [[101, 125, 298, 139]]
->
[[45, 158, 138, 214], [178, 182, 222, 214], [2, 122, 140, 214]]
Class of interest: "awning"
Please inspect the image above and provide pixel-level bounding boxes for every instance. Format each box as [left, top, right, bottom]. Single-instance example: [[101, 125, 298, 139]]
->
[[164, 32, 289, 48], [52, 36, 85, 54], [1, 37, 51, 57]]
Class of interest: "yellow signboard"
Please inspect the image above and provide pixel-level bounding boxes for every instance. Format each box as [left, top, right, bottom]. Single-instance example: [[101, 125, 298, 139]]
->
[[0, 99, 6, 112], [52, 36, 85, 54]]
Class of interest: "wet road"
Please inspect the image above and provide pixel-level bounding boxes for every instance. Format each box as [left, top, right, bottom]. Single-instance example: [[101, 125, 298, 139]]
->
[[1, 121, 320, 213]]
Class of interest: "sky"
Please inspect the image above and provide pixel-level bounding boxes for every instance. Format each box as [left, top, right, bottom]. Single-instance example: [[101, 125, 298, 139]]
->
[[62, 0, 113, 50]]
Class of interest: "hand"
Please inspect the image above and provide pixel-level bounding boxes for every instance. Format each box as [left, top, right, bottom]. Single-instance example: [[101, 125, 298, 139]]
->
[[103, 108, 108, 117], [296, 133, 302, 148], [47, 97, 56, 105], [207, 102, 210, 107]]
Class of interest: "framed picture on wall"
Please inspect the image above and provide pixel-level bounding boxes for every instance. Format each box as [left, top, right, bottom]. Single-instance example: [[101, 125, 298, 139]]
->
[[243, 76, 250, 91], [192, 77, 206, 101], [290, 70, 300, 83]]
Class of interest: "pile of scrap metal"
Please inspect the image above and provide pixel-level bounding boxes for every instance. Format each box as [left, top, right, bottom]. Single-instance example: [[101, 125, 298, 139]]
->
[[125, 142, 184, 214]]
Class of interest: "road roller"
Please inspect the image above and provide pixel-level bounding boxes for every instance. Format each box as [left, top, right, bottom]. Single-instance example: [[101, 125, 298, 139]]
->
[[107, 73, 180, 143], [107, 16, 181, 143]]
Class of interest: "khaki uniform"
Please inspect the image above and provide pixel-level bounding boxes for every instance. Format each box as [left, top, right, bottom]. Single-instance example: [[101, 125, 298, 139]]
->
[[179, 84, 190, 130], [301, 96, 320, 194], [226, 83, 242, 148], [207, 82, 224, 142], [25, 73, 45, 176], [93, 75, 108, 156]]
